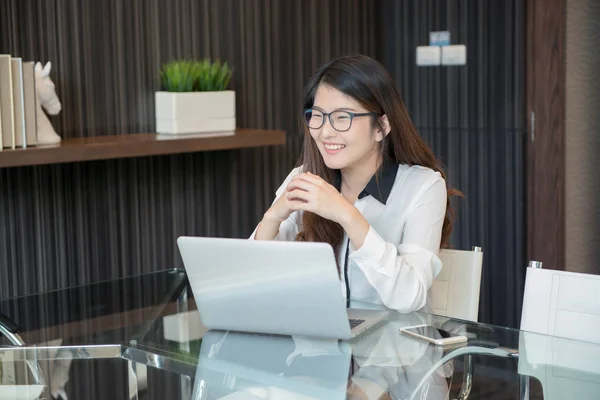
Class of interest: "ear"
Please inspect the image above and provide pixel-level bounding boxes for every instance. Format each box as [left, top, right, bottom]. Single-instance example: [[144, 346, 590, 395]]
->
[[375, 114, 391, 142], [42, 61, 52, 76], [35, 62, 43, 73]]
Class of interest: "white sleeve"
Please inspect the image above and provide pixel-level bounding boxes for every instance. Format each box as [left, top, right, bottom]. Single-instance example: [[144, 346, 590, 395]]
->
[[348, 177, 446, 312], [248, 167, 303, 241]]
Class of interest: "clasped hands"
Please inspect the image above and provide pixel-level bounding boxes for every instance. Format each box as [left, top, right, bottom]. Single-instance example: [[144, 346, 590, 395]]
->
[[265, 172, 357, 226]]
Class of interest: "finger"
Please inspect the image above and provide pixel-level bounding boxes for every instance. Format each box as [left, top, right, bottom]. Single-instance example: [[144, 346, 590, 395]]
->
[[286, 189, 311, 202], [287, 199, 311, 212], [286, 178, 314, 193], [289, 200, 333, 221], [294, 172, 327, 186]]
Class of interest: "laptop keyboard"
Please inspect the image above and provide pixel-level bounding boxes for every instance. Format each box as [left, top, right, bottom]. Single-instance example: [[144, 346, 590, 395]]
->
[[349, 318, 366, 329]]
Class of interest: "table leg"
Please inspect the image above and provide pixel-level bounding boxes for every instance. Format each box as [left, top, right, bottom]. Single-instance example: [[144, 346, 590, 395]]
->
[[457, 354, 474, 400], [519, 374, 530, 400], [177, 286, 192, 399], [128, 360, 147, 400]]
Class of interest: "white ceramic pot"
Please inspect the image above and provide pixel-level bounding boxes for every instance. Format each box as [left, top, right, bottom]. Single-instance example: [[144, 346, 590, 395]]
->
[[155, 90, 236, 135]]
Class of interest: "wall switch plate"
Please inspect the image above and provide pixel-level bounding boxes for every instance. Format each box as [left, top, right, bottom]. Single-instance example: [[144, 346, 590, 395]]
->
[[416, 46, 441, 66], [430, 31, 451, 46], [441, 45, 467, 65]]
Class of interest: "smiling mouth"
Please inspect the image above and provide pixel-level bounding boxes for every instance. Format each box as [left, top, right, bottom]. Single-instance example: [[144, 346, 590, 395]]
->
[[324, 144, 346, 150]]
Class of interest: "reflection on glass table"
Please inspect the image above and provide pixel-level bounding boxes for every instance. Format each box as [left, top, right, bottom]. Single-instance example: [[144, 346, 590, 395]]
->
[[1, 270, 600, 399], [131, 299, 500, 400], [0, 269, 189, 399]]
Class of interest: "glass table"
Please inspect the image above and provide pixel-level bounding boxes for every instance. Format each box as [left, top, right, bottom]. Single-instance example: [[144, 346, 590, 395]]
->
[[0, 269, 599, 399]]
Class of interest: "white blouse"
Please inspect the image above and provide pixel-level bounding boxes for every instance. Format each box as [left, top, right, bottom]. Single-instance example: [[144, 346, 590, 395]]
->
[[252, 163, 447, 313]]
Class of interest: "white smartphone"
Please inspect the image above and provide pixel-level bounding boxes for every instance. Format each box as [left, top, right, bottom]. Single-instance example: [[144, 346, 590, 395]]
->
[[399, 324, 468, 346]]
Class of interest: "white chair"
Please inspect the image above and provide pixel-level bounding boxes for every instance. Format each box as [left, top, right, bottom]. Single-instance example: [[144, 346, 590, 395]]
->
[[518, 262, 600, 400], [427, 246, 484, 400], [519, 262, 600, 342], [411, 258, 600, 400], [422, 261, 600, 400], [431, 247, 484, 322]]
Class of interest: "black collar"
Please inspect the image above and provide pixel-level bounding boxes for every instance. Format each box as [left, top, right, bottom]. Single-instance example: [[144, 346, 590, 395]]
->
[[333, 161, 399, 205]]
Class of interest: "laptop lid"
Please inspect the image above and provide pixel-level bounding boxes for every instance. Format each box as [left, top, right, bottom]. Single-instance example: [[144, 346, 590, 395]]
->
[[177, 237, 352, 339]]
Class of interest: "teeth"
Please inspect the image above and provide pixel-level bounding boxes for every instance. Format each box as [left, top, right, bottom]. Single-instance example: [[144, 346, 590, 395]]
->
[[325, 144, 345, 150]]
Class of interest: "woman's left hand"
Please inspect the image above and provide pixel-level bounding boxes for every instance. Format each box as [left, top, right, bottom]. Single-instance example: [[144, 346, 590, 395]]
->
[[285, 172, 354, 224]]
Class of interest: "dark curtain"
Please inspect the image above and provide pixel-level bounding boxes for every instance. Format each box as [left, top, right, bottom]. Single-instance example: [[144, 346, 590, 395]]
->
[[376, 0, 526, 328]]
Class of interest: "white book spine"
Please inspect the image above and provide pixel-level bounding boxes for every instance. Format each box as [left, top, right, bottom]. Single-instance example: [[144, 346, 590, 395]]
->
[[22, 61, 37, 146], [0, 89, 3, 148], [0, 55, 15, 149], [11, 58, 26, 148]]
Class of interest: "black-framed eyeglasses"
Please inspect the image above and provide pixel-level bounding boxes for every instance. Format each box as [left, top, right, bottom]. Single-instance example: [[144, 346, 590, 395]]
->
[[303, 109, 377, 132]]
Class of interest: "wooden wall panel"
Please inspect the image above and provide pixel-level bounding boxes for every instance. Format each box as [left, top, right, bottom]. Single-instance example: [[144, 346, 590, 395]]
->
[[526, 0, 566, 271]]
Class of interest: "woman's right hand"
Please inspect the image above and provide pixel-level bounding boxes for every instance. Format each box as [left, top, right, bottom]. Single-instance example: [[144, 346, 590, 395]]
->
[[254, 186, 298, 240], [264, 187, 297, 223], [255, 173, 311, 240]]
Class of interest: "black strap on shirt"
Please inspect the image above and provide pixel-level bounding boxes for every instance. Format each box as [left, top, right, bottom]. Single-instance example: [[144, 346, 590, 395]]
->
[[343, 238, 351, 306]]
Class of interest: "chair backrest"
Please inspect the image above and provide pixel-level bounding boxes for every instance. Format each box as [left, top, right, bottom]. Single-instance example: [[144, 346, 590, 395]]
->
[[520, 265, 600, 343], [518, 264, 600, 399], [430, 247, 484, 322]]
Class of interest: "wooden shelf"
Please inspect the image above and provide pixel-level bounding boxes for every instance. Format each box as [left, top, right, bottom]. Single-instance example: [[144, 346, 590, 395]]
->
[[0, 128, 286, 168]]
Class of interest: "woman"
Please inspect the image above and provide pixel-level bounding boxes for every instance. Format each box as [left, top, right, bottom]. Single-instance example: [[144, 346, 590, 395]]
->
[[253, 54, 458, 313]]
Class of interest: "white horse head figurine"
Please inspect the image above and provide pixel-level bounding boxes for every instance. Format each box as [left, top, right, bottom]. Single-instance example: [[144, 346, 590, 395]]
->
[[34, 61, 62, 145]]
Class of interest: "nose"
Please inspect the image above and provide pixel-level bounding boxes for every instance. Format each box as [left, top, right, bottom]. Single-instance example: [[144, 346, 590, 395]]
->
[[320, 116, 338, 139]]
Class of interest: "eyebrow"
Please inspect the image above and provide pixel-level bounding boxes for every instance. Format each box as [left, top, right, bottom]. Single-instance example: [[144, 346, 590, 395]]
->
[[312, 106, 359, 112]]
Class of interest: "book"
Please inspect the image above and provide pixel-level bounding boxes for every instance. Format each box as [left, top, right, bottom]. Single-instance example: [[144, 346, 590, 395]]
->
[[21, 61, 37, 146], [0, 55, 15, 149], [11, 58, 26, 148], [0, 87, 2, 148]]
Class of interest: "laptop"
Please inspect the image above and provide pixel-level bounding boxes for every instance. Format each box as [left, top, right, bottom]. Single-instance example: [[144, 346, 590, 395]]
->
[[176, 236, 388, 339]]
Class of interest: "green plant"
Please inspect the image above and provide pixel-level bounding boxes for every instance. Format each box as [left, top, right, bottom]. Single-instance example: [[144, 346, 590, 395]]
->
[[160, 59, 233, 92]]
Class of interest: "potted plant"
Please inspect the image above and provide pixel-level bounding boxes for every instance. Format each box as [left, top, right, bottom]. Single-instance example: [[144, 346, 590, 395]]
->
[[155, 59, 235, 135]]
